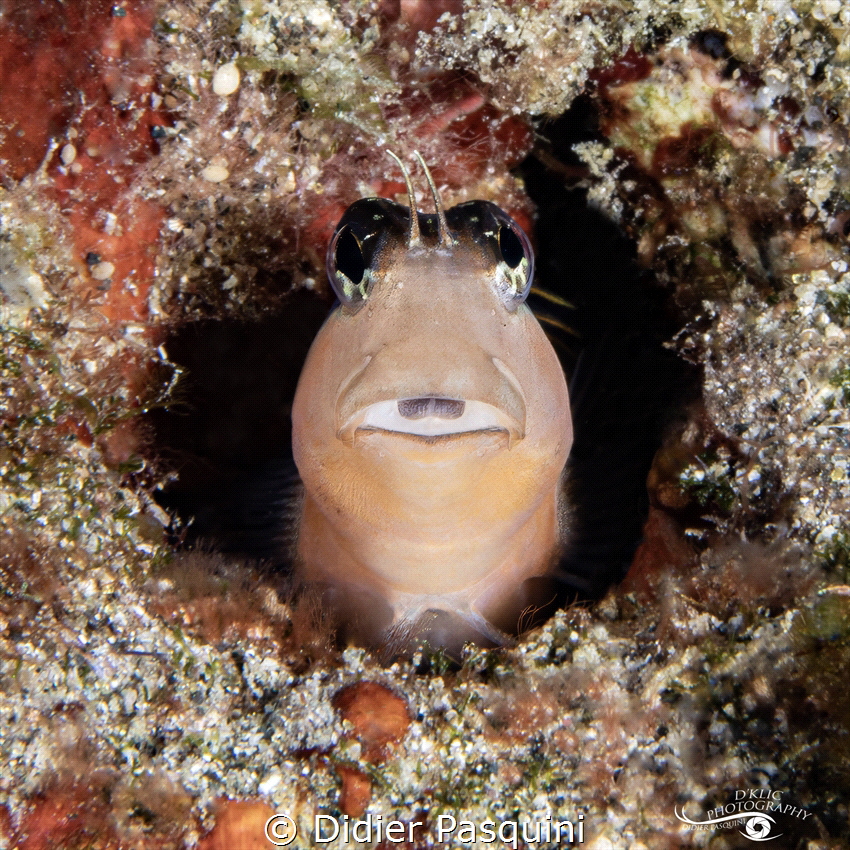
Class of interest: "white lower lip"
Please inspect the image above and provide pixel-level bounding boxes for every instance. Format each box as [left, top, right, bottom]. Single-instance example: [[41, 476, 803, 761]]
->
[[354, 399, 519, 438]]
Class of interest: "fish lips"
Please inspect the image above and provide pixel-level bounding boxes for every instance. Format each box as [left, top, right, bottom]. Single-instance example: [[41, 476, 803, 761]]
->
[[335, 357, 527, 448]]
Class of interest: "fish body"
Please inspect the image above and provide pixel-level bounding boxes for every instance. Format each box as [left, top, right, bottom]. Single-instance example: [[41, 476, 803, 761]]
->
[[291, 162, 572, 648]]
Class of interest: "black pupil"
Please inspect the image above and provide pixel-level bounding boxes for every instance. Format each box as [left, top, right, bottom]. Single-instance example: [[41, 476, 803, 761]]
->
[[498, 223, 525, 269], [335, 227, 366, 285]]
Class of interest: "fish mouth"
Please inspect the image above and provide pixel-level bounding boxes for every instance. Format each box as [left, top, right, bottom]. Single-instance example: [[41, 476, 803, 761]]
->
[[346, 397, 521, 440], [335, 355, 527, 445]]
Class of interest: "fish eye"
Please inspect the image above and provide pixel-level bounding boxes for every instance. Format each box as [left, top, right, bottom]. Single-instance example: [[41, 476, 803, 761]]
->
[[334, 227, 366, 286], [326, 198, 410, 306], [498, 221, 525, 269], [327, 225, 368, 306], [493, 213, 534, 308]]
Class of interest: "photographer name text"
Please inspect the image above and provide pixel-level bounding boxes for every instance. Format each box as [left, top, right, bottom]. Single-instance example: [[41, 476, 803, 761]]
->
[[310, 812, 584, 846]]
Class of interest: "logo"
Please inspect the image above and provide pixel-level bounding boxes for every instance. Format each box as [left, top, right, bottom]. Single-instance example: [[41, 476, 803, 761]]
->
[[675, 788, 812, 842], [675, 808, 779, 841]]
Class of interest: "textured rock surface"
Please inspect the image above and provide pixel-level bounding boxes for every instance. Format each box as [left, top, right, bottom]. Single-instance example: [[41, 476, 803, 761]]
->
[[1, 0, 849, 847]]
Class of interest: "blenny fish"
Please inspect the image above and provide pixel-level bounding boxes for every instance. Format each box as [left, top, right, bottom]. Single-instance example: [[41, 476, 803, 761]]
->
[[291, 153, 573, 649]]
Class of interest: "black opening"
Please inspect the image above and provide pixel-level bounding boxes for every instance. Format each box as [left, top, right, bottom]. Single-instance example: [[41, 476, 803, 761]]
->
[[149, 286, 332, 561]]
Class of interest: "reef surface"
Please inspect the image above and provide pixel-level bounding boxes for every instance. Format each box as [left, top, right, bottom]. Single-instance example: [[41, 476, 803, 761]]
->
[[1, 0, 849, 847]]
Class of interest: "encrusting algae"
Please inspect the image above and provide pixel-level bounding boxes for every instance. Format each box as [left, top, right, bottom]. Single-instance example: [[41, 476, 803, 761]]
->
[[1, 0, 849, 847]]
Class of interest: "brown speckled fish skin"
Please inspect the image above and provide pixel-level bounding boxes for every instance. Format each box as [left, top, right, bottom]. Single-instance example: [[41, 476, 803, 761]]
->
[[291, 195, 572, 648]]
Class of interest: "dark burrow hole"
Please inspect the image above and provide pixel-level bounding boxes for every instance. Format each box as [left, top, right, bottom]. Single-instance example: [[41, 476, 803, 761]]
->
[[148, 286, 331, 563], [148, 95, 697, 634]]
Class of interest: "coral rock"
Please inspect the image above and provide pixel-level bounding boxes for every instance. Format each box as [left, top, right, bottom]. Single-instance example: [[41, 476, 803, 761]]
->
[[13, 782, 120, 850], [336, 765, 373, 817], [333, 682, 411, 762], [622, 508, 696, 602], [197, 800, 276, 850]]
